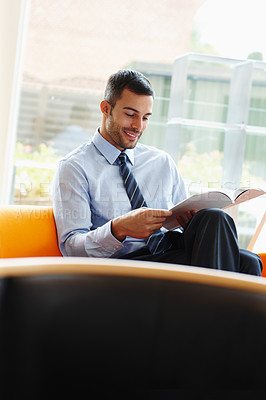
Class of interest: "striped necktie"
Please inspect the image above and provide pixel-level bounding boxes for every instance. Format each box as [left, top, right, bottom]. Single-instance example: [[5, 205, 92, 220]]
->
[[118, 152, 147, 209], [118, 152, 173, 255]]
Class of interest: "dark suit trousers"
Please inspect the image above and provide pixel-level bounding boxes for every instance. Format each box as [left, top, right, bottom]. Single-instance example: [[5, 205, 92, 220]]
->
[[120, 208, 262, 276]]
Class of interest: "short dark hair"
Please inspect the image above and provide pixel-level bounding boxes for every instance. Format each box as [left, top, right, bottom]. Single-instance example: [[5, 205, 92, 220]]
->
[[104, 69, 154, 108]]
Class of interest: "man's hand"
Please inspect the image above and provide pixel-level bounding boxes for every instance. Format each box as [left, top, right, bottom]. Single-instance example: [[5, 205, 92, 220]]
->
[[111, 208, 172, 241], [176, 210, 197, 229]]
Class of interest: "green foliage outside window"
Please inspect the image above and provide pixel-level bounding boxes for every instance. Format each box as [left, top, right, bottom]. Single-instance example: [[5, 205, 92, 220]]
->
[[14, 142, 60, 202]]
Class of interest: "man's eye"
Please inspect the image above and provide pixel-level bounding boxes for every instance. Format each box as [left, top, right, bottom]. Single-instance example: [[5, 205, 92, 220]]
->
[[126, 113, 134, 117]]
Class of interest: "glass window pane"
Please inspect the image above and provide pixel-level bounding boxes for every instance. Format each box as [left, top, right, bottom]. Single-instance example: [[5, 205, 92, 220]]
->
[[185, 60, 230, 123]]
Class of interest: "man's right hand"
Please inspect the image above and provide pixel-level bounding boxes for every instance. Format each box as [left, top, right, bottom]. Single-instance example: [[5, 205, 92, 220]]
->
[[111, 207, 172, 242]]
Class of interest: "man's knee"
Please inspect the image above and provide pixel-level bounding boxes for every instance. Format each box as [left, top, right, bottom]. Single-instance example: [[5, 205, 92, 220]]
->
[[193, 208, 234, 226], [197, 207, 230, 218]]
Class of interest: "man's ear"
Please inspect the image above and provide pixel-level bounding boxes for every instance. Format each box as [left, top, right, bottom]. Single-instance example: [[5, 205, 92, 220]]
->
[[100, 100, 111, 117]]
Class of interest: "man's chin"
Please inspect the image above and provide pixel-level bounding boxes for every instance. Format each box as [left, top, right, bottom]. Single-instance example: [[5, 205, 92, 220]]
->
[[123, 141, 138, 149], [122, 133, 142, 149]]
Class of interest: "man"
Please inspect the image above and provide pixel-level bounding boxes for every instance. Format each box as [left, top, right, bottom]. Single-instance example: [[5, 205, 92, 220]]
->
[[52, 69, 262, 275]]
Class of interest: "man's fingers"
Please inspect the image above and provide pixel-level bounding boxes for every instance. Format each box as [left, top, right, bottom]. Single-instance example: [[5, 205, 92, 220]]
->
[[176, 209, 197, 229], [140, 208, 172, 218], [176, 215, 186, 229], [185, 210, 197, 219]]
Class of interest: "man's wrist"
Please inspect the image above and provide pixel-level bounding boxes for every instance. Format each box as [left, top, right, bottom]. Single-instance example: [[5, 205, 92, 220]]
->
[[111, 217, 126, 242]]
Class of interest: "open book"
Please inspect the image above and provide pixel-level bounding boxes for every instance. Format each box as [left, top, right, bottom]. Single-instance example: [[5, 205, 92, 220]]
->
[[163, 187, 265, 231]]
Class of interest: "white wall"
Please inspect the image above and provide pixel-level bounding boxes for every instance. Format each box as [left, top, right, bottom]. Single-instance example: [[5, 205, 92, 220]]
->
[[0, 0, 30, 204]]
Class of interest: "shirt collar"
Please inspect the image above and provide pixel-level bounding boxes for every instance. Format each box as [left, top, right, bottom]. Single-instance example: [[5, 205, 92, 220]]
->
[[92, 128, 135, 165]]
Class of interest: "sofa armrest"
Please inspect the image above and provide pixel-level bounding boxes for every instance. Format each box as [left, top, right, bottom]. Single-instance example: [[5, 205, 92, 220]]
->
[[0, 206, 62, 258]]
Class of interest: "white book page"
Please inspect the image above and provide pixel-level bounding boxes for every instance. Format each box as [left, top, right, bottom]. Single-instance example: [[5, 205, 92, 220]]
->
[[164, 191, 233, 231]]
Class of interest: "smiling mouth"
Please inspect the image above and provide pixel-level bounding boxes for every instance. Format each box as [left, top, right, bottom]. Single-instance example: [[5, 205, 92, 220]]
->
[[124, 130, 139, 139]]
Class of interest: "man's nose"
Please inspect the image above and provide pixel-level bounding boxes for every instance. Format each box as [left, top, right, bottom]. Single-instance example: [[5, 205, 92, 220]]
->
[[131, 116, 143, 132]]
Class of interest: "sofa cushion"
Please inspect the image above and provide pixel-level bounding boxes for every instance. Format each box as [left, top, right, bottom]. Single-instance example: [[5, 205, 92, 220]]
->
[[0, 206, 62, 258]]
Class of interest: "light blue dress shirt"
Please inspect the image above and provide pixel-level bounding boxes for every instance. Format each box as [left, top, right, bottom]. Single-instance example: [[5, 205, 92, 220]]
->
[[52, 129, 187, 257]]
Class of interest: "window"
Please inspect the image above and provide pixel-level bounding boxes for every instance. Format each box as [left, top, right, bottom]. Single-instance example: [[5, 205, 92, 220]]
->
[[166, 54, 266, 248], [4, 0, 266, 251]]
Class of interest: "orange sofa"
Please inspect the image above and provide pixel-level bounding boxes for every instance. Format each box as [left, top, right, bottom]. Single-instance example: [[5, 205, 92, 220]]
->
[[0, 204, 265, 274]]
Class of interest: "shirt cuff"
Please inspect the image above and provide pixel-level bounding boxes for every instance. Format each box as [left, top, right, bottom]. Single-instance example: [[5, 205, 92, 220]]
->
[[85, 220, 124, 257]]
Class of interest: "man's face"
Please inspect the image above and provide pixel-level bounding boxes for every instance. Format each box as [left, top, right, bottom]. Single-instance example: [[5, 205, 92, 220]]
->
[[101, 88, 153, 150]]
